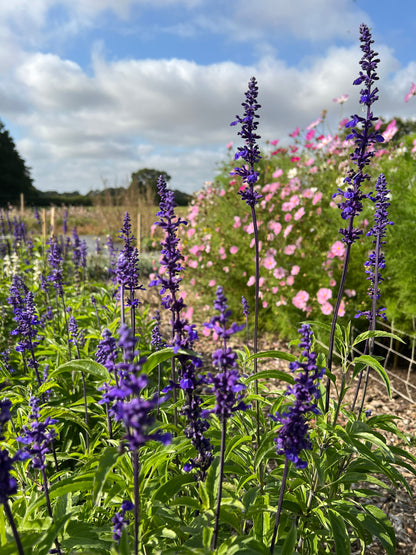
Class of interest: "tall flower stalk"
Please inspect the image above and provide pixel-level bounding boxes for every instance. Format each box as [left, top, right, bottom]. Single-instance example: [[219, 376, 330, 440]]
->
[[231, 76, 262, 442], [100, 325, 170, 555], [352, 173, 393, 414], [18, 396, 62, 555], [150, 176, 188, 424], [325, 24, 384, 412], [0, 400, 25, 555], [116, 213, 143, 334], [270, 324, 324, 553], [204, 286, 248, 550]]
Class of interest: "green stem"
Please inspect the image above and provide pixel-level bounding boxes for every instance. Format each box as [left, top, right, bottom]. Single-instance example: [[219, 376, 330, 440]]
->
[[270, 459, 289, 554], [2, 500, 24, 555], [211, 418, 227, 551]]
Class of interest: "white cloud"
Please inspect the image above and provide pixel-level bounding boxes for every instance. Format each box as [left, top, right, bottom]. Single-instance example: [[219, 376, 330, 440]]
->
[[233, 0, 371, 42], [10, 41, 414, 196]]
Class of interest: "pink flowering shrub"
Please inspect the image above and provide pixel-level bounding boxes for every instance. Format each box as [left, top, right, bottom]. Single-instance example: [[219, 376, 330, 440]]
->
[[173, 115, 416, 336]]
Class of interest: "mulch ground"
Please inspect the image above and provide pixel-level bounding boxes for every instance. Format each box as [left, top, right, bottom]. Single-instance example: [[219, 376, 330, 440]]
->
[[142, 287, 416, 554]]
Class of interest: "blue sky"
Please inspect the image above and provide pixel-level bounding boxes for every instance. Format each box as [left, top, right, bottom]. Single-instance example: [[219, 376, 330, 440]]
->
[[1, 0, 415, 195]]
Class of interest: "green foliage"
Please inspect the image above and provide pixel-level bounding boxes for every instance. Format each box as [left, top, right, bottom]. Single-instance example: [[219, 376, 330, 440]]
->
[[0, 120, 38, 206], [179, 121, 416, 337]]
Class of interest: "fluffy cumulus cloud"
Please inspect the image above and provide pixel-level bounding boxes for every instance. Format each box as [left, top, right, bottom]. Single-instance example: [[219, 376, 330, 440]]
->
[[1, 1, 415, 195]]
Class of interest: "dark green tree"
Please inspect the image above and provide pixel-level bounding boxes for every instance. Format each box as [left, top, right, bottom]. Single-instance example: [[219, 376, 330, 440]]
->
[[129, 168, 171, 205], [129, 168, 192, 206], [0, 119, 38, 205]]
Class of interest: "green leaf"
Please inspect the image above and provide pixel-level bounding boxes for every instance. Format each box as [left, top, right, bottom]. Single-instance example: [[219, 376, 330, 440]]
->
[[35, 512, 74, 555], [357, 505, 396, 555], [141, 348, 176, 374], [328, 510, 350, 554], [225, 434, 251, 459], [246, 350, 296, 363], [153, 474, 196, 503], [352, 355, 391, 397], [245, 370, 294, 385], [49, 359, 110, 381], [281, 523, 297, 554], [93, 446, 120, 504], [352, 330, 404, 347]]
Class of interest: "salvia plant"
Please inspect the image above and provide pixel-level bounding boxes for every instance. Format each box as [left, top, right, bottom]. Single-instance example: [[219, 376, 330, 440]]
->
[[0, 22, 415, 555]]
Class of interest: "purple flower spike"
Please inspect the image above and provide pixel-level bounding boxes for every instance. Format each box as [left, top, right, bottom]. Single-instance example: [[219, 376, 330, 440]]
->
[[18, 396, 57, 471], [204, 287, 248, 420], [334, 24, 384, 245], [356, 173, 393, 321], [272, 324, 324, 469], [112, 500, 134, 542], [230, 77, 262, 207], [116, 212, 143, 304], [100, 325, 171, 452]]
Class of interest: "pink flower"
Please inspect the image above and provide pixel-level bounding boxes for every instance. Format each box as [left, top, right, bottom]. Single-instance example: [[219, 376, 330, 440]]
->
[[188, 259, 198, 268], [190, 278, 196, 286], [329, 279, 336, 287], [183, 306, 193, 320], [273, 168, 283, 178], [312, 192, 322, 205], [284, 245, 296, 255], [233, 216, 241, 228], [226, 141, 233, 149], [230, 246, 238, 254], [345, 289, 356, 298], [207, 261, 213, 267], [286, 275, 294, 285], [405, 82, 416, 103], [290, 127, 300, 138], [189, 245, 200, 256], [219, 189, 226, 196], [259, 277, 265, 287], [268, 221, 282, 236], [382, 119, 398, 142], [306, 117, 321, 130], [187, 228, 196, 239], [284, 213, 292, 222], [247, 276, 255, 286], [338, 300, 346, 317], [202, 326, 211, 337], [273, 267, 285, 279], [283, 224, 293, 238], [292, 290, 309, 311], [330, 240, 345, 258], [244, 222, 255, 234], [320, 302, 333, 315], [317, 287, 332, 304], [305, 129, 315, 142], [263, 256, 277, 270], [262, 301, 268, 308], [208, 279, 216, 287], [291, 265, 300, 275], [294, 207, 305, 221], [272, 286, 279, 294], [333, 94, 349, 104], [270, 139, 279, 145], [223, 266, 229, 273]]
